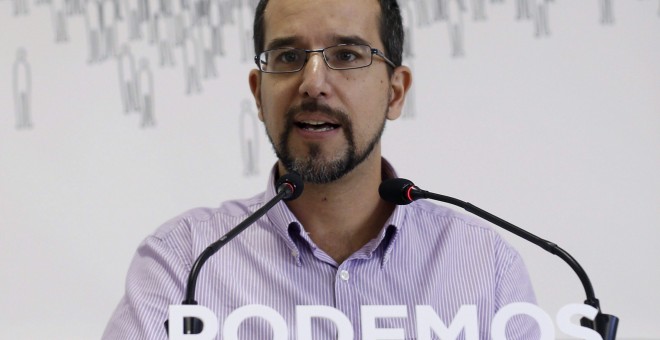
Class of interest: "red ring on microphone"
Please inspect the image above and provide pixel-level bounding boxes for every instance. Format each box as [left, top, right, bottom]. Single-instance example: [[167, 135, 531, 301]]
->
[[405, 186, 414, 203], [284, 183, 294, 193]]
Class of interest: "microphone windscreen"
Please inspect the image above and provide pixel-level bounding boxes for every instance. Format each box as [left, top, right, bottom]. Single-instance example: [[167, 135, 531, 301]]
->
[[277, 172, 304, 201], [379, 178, 416, 205]]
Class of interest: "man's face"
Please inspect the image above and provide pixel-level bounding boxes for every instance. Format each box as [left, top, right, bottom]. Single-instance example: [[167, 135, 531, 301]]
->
[[249, 0, 404, 184]]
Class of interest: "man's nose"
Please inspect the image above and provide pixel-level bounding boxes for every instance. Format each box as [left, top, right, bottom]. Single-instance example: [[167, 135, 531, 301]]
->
[[298, 53, 331, 99]]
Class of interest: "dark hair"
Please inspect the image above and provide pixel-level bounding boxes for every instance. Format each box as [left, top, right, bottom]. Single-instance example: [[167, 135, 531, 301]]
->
[[253, 0, 404, 68]]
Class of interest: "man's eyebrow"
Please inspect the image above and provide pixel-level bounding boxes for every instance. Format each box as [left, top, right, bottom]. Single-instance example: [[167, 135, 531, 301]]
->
[[266, 37, 300, 50], [265, 35, 373, 50], [334, 35, 371, 46]]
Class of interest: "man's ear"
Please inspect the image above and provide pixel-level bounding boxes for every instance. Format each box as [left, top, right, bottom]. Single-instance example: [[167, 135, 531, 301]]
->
[[249, 69, 264, 121], [386, 65, 413, 121]]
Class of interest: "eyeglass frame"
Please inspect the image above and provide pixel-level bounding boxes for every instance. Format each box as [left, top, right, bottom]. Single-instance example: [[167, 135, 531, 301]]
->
[[253, 44, 397, 73]]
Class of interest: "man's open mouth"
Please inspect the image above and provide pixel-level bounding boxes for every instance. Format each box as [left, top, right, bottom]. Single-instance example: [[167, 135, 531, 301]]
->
[[295, 120, 341, 132]]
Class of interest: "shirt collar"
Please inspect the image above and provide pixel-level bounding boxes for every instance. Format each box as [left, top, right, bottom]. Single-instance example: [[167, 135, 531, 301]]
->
[[370, 158, 407, 266], [263, 166, 305, 266], [263, 158, 409, 267]]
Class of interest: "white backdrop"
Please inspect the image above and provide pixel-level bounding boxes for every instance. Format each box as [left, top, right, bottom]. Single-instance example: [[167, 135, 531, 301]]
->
[[1, 1, 659, 339]]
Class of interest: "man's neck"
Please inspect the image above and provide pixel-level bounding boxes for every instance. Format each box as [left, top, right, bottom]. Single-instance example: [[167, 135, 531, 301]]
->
[[282, 155, 394, 264]]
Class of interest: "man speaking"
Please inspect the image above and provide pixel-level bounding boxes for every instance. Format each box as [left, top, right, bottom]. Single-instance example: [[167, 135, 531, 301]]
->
[[103, 0, 538, 338]]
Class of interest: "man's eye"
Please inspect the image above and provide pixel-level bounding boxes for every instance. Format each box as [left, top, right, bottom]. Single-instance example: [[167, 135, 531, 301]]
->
[[336, 51, 358, 62], [277, 51, 300, 63]]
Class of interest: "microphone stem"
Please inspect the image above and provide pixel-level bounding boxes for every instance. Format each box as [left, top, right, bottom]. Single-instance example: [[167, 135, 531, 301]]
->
[[183, 189, 288, 305], [420, 190, 599, 309]]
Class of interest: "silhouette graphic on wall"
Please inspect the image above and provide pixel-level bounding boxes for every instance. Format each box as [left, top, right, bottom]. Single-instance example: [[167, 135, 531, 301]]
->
[[400, 0, 417, 118], [83, 0, 119, 61], [448, 0, 466, 58], [65, 0, 85, 15], [125, 0, 145, 41], [197, 22, 219, 79], [414, 0, 466, 57], [12, 0, 29, 16], [137, 58, 156, 128], [532, 0, 550, 37], [218, 0, 235, 26], [154, 12, 176, 67], [145, 0, 160, 45], [171, 0, 188, 47], [13, 48, 32, 130], [187, 0, 203, 25], [208, 0, 227, 57], [516, 0, 532, 20], [600, 0, 614, 25], [236, 0, 255, 62], [515, 0, 551, 36], [432, 0, 449, 21], [4, 0, 659, 130], [85, 1, 104, 62], [182, 28, 203, 94], [117, 44, 141, 113], [410, 0, 432, 27], [472, 0, 487, 21], [240, 99, 259, 177], [110, 0, 123, 21], [102, 0, 120, 58], [50, 0, 69, 43]]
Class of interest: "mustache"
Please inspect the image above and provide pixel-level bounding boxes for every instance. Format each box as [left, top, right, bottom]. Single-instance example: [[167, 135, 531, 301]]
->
[[285, 101, 350, 126]]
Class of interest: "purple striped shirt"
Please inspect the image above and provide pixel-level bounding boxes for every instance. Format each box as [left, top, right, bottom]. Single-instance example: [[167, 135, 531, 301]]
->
[[104, 163, 538, 339]]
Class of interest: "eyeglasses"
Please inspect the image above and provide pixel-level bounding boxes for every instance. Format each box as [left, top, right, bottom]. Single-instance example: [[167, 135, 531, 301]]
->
[[254, 44, 397, 73]]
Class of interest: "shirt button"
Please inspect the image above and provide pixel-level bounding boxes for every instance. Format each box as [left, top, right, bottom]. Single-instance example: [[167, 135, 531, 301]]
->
[[339, 270, 350, 281]]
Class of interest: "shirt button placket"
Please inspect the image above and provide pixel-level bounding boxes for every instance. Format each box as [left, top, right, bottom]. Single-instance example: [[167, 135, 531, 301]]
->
[[334, 263, 357, 336], [339, 269, 350, 281]]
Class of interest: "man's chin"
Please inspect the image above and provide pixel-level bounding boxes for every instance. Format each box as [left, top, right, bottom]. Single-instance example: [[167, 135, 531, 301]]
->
[[281, 157, 351, 184]]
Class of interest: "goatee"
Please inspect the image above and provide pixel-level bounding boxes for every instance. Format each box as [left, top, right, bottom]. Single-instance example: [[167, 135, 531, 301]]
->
[[267, 101, 386, 184]]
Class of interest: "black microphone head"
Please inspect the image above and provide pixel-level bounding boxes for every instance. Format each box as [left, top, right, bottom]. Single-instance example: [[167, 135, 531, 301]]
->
[[379, 178, 418, 205], [276, 172, 304, 201]]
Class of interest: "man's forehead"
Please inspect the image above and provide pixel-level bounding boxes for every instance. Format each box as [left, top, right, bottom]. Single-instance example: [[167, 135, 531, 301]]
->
[[265, 35, 373, 50], [262, 0, 382, 47]]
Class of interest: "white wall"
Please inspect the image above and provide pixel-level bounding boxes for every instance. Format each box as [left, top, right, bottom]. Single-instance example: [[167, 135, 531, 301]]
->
[[1, 1, 658, 339]]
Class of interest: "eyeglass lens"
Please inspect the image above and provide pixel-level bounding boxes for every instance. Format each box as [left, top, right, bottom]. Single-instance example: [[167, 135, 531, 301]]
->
[[259, 45, 373, 72]]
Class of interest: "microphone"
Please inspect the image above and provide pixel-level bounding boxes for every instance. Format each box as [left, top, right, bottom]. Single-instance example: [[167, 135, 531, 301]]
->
[[379, 178, 619, 340], [165, 172, 304, 335], [276, 171, 305, 201]]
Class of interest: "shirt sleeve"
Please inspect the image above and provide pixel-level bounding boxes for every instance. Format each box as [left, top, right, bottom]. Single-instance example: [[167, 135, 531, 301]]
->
[[102, 229, 191, 340], [494, 239, 541, 339]]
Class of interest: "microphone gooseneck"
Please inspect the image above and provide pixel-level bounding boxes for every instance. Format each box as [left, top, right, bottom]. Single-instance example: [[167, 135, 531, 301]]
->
[[167, 172, 304, 335], [379, 178, 619, 339], [184, 172, 303, 305]]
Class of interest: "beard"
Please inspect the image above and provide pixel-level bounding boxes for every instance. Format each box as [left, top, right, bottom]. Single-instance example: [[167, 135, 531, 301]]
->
[[266, 101, 387, 184]]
